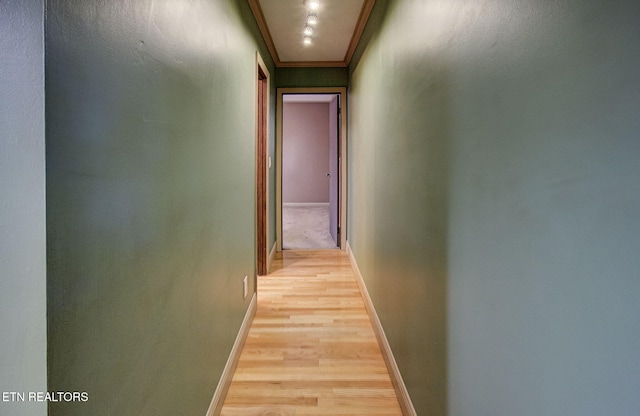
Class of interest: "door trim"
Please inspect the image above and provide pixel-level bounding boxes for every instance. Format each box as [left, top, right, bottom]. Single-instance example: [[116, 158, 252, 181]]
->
[[276, 87, 347, 251], [256, 52, 270, 275]]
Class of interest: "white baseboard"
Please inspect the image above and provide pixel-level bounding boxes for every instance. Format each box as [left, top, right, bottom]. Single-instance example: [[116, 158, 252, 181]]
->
[[205, 292, 257, 416], [282, 202, 329, 208], [267, 241, 277, 274], [346, 241, 417, 416]]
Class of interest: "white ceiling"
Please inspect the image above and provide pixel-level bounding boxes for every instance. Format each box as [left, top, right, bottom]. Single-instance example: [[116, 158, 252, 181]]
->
[[248, 0, 376, 67]]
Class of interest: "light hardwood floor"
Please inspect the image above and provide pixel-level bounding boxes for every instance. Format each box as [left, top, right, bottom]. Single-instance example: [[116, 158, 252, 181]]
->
[[220, 250, 402, 415]]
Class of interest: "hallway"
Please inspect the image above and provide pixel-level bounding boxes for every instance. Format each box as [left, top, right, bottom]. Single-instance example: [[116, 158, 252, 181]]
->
[[220, 251, 402, 415], [4, 0, 640, 415]]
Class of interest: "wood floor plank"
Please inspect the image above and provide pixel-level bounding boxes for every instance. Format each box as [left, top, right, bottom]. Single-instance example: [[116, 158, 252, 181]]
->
[[220, 250, 402, 415]]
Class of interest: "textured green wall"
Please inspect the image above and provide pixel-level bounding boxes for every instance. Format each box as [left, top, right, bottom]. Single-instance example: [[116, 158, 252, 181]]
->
[[0, 1, 47, 415], [348, 0, 640, 415], [276, 67, 348, 88], [349, 1, 448, 413], [45, 0, 273, 414]]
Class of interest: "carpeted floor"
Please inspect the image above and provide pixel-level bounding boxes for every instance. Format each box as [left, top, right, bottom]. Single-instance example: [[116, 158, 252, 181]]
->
[[282, 205, 337, 249]]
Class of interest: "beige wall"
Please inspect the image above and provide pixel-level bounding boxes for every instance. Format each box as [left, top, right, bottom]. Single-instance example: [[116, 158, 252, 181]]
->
[[283, 102, 330, 203]]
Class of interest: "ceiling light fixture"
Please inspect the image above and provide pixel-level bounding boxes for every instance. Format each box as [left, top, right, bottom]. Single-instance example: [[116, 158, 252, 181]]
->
[[302, 1, 319, 46], [305, 0, 320, 11], [306, 13, 318, 25]]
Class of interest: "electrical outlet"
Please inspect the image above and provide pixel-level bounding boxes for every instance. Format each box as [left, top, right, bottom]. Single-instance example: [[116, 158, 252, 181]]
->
[[243, 276, 248, 299]]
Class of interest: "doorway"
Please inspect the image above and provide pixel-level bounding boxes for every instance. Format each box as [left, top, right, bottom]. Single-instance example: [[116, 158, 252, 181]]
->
[[276, 87, 347, 252]]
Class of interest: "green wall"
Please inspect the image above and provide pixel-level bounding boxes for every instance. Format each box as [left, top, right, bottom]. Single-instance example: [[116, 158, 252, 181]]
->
[[45, 0, 274, 414], [349, 1, 448, 413], [276, 67, 348, 88], [348, 0, 640, 415], [0, 1, 47, 415]]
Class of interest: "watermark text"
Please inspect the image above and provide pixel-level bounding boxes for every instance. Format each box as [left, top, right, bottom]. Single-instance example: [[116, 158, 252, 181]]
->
[[2, 391, 88, 402]]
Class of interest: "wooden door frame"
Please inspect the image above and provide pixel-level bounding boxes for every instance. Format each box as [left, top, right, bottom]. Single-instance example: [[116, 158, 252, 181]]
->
[[256, 52, 270, 275], [276, 87, 347, 251]]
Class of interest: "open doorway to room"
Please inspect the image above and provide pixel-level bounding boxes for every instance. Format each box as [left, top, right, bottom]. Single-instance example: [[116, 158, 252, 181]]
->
[[276, 88, 347, 251], [282, 94, 338, 249]]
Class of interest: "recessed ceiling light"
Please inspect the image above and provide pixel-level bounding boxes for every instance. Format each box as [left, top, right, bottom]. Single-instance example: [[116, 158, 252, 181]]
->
[[303, 25, 313, 36], [303, 36, 312, 45], [305, 0, 320, 11], [306, 13, 318, 25]]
